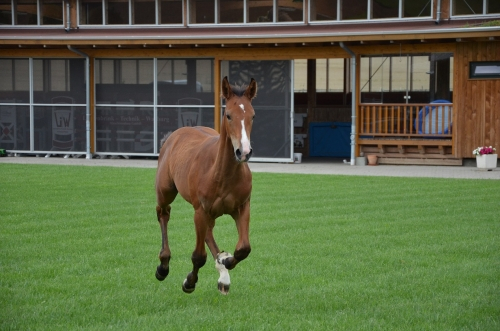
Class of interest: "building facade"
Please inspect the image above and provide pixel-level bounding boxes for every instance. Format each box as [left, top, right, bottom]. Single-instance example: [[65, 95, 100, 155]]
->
[[1, 0, 499, 164]]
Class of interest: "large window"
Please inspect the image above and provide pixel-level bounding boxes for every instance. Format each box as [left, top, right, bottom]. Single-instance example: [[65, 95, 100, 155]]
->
[[188, 0, 304, 24], [310, 0, 432, 21], [0, 58, 87, 153], [95, 58, 214, 155], [0, 0, 64, 26], [360, 53, 453, 103], [79, 0, 183, 25], [78, 0, 304, 25]]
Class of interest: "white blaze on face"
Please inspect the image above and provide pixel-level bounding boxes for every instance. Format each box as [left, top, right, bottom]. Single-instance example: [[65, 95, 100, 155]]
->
[[240, 119, 251, 156], [239, 104, 245, 112]]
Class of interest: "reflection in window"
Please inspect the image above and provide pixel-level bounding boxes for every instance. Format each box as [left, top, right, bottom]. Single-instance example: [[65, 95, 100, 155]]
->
[[277, 0, 303, 22], [249, 0, 273, 23], [41, 0, 63, 25], [16, 0, 38, 25]]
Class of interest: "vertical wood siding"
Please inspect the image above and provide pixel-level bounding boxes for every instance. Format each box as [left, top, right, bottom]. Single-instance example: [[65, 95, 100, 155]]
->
[[454, 41, 500, 158]]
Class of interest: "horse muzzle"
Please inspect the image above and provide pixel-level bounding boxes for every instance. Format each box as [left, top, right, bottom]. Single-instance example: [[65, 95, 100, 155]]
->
[[235, 148, 253, 162]]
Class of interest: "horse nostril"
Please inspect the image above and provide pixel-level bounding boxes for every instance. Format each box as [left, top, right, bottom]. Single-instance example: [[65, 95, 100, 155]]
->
[[235, 149, 242, 159]]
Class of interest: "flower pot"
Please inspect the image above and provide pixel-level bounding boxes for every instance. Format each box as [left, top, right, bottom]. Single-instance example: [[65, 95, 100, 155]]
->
[[367, 155, 378, 166], [476, 154, 497, 170]]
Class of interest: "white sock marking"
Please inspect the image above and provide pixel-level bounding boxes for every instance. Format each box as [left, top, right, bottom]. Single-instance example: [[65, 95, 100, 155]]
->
[[216, 252, 231, 286]]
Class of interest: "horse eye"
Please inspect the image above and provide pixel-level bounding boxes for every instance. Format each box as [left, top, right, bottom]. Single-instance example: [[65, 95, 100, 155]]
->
[[226, 114, 231, 120]]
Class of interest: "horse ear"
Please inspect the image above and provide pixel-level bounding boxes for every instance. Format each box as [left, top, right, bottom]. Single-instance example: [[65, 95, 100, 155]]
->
[[245, 78, 257, 100], [221, 76, 233, 100]]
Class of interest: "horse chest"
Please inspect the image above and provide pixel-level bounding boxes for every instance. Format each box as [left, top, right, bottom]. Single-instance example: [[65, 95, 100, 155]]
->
[[201, 191, 249, 218]]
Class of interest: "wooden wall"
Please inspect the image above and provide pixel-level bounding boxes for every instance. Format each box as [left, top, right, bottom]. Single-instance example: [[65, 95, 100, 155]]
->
[[454, 41, 500, 159]]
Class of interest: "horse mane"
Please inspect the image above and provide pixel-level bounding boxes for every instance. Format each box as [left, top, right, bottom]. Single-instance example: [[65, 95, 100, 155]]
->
[[230, 83, 248, 97]]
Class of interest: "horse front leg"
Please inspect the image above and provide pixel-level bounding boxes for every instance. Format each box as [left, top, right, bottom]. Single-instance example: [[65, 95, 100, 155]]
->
[[182, 209, 208, 294], [221, 201, 252, 271], [205, 225, 232, 295]]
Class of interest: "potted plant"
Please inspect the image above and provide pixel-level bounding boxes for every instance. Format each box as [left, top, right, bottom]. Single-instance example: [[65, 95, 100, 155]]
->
[[473, 146, 497, 170]]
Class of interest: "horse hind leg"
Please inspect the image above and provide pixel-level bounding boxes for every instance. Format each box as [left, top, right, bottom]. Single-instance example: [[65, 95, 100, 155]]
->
[[156, 204, 172, 281]]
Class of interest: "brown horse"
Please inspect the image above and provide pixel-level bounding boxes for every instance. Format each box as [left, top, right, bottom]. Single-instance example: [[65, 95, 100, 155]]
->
[[154, 76, 257, 295]]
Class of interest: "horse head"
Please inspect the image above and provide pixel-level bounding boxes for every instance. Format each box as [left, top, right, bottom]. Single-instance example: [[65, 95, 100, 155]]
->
[[221, 76, 257, 163]]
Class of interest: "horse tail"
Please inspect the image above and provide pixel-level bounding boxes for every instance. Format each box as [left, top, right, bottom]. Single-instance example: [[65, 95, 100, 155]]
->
[[160, 131, 173, 148]]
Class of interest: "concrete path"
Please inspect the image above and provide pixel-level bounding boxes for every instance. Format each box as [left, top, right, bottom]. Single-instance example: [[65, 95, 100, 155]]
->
[[1, 155, 499, 180]]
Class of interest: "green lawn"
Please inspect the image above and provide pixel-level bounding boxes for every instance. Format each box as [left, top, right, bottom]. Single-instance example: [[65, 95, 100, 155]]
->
[[1, 164, 499, 330]]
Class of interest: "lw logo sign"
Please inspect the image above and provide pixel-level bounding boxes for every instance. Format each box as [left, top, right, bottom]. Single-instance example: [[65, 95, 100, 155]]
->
[[53, 110, 73, 132]]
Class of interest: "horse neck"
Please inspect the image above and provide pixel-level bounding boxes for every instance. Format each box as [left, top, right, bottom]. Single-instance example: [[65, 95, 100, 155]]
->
[[214, 119, 244, 179]]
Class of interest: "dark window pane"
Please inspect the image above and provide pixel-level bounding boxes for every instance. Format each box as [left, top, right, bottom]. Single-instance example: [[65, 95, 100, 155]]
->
[[189, 0, 215, 24], [107, 0, 129, 24], [220, 0, 243, 23], [0, 0, 12, 25], [453, 0, 483, 15], [488, 0, 500, 14], [373, 0, 399, 19], [403, 0, 431, 17], [0, 105, 30, 151], [160, 0, 182, 24], [133, 0, 155, 24], [341, 0, 367, 20]]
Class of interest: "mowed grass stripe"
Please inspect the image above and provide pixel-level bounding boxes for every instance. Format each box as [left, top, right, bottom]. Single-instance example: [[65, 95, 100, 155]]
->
[[1, 164, 499, 330]]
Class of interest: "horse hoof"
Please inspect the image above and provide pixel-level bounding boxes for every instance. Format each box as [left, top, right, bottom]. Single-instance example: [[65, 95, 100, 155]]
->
[[155, 265, 169, 281], [218, 282, 230, 295], [182, 279, 195, 294]]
